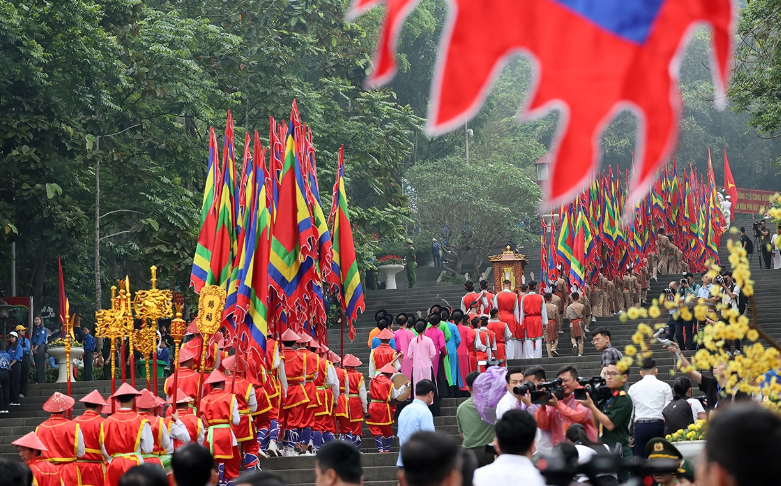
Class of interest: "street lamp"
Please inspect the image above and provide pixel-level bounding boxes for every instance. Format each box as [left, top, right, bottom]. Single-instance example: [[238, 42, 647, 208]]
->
[[535, 157, 550, 186], [542, 213, 560, 233]]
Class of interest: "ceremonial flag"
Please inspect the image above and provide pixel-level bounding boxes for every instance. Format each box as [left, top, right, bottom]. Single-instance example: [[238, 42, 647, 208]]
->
[[350, 0, 735, 208], [208, 114, 237, 289], [570, 206, 586, 287], [556, 207, 575, 273], [723, 148, 737, 203], [329, 146, 365, 340], [190, 127, 220, 293]]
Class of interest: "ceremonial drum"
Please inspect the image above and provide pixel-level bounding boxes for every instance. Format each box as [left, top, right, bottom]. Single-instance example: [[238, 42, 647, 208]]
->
[[389, 373, 411, 406]]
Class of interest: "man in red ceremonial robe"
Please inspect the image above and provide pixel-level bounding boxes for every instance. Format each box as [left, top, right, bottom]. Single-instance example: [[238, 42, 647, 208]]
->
[[330, 352, 351, 442], [165, 390, 205, 451], [100, 383, 153, 486], [460, 281, 481, 315], [486, 308, 511, 367], [200, 369, 241, 483], [35, 392, 84, 485], [164, 347, 201, 402], [519, 280, 548, 359], [13, 432, 60, 486], [366, 363, 409, 453], [279, 329, 311, 457], [259, 333, 286, 457], [478, 279, 495, 316], [75, 390, 108, 486], [222, 355, 260, 470], [343, 354, 367, 449], [312, 345, 339, 452], [245, 348, 272, 461], [473, 317, 496, 372], [135, 389, 170, 471], [369, 328, 399, 377], [493, 279, 520, 360], [298, 334, 320, 455]]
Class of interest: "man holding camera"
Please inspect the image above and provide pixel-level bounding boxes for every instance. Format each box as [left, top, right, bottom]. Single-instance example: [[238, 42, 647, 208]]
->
[[536, 365, 597, 446], [576, 361, 633, 461]]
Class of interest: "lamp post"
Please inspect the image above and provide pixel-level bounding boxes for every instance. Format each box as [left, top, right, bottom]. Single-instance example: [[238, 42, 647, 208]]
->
[[535, 157, 550, 186], [0, 299, 12, 347]]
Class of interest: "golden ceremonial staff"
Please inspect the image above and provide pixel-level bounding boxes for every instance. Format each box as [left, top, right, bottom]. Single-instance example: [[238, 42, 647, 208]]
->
[[194, 285, 226, 414], [133, 266, 173, 395]]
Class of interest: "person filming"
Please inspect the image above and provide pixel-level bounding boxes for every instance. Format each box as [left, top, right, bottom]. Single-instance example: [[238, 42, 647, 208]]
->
[[536, 365, 597, 446]]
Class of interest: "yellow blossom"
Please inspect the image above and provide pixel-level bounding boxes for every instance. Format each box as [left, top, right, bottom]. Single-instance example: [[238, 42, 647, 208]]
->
[[625, 345, 637, 357], [648, 306, 661, 318], [747, 329, 759, 342], [627, 307, 640, 320]]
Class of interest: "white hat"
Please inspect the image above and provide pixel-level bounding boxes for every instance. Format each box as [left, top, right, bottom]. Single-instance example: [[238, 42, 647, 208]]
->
[[432, 238, 437, 242], [725, 195, 731, 199], [9, 331, 18, 338]]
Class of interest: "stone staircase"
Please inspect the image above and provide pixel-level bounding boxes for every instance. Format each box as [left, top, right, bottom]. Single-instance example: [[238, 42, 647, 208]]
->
[[3, 218, 778, 486]]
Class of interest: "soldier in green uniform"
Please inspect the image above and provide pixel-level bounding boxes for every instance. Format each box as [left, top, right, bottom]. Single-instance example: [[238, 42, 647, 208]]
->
[[405, 238, 417, 288], [576, 361, 634, 466]]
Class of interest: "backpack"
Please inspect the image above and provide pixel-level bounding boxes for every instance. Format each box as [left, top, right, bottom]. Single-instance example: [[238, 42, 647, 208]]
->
[[743, 235, 754, 254], [662, 397, 694, 435], [0, 352, 9, 370]]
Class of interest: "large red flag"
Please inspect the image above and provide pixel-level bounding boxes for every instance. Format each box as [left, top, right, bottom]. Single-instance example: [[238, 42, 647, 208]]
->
[[723, 148, 737, 203]]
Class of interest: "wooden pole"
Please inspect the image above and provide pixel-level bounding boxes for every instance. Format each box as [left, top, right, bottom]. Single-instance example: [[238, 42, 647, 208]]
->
[[340, 309, 345, 361], [110, 338, 116, 414]]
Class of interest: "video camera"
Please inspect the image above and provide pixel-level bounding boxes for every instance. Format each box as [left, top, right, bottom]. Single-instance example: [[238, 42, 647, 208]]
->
[[573, 376, 611, 403], [540, 451, 680, 486], [512, 377, 565, 405]]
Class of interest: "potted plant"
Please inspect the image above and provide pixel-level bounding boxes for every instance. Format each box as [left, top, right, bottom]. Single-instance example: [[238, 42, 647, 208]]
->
[[47, 338, 84, 383], [666, 419, 706, 460], [376, 255, 405, 266]]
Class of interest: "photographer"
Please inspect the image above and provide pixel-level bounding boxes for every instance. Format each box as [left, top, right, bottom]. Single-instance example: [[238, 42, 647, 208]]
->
[[739, 226, 754, 262], [664, 282, 688, 350], [536, 366, 597, 446], [496, 367, 529, 419], [718, 272, 742, 355], [758, 220, 771, 269], [576, 361, 633, 460]]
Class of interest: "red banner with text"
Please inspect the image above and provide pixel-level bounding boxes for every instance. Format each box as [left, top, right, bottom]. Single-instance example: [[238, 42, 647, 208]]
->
[[733, 188, 777, 215]]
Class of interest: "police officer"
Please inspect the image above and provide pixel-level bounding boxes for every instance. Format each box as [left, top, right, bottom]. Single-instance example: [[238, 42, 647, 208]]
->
[[645, 438, 683, 486]]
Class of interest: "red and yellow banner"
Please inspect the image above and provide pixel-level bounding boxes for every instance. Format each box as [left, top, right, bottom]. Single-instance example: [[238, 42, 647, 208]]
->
[[734, 188, 777, 215]]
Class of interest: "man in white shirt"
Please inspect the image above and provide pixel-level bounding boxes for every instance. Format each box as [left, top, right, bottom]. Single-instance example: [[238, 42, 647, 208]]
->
[[495, 366, 553, 455], [472, 409, 546, 486], [628, 358, 673, 459]]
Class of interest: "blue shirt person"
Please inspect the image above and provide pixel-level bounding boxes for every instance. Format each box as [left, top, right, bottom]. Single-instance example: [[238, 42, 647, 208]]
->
[[7, 334, 23, 363], [157, 345, 170, 367], [48, 356, 59, 369], [31, 323, 48, 348], [396, 380, 437, 467], [82, 332, 95, 352], [371, 336, 398, 351]]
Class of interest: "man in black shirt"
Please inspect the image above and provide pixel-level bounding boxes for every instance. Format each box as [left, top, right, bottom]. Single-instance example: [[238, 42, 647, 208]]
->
[[739, 227, 753, 262], [665, 342, 748, 411]]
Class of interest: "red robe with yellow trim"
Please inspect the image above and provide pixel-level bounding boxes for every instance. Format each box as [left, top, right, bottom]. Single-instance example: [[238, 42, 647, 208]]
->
[[200, 389, 237, 460], [164, 367, 201, 401], [251, 366, 273, 431], [313, 358, 335, 433], [346, 369, 365, 436], [494, 291, 520, 336], [101, 410, 149, 486], [139, 412, 166, 469], [334, 365, 350, 434], [165, 408, 201, 451], [74, 410, 105, 486], [264, 339, 282, 422], [27, 457, 60, 486], [371, 344, 396, 373], [302, 349, 319, 428], [485, 319, 508, 365], [366, 374, 394, 426], [281, 348, 309, 429], [35, 414, 81, 486], [227, 376, 255, 443], [520, 293, 545, 339]]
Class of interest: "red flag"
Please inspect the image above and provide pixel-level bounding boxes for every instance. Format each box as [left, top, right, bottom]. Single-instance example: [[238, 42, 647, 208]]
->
[[723, 148, 737, 203]]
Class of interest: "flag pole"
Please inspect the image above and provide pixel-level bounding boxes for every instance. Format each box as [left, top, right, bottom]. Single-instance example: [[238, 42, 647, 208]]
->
[[340, 309, 345, 361]]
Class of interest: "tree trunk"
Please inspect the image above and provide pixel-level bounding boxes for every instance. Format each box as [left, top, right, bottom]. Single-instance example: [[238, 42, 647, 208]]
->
[[30, 243, 47, 316]]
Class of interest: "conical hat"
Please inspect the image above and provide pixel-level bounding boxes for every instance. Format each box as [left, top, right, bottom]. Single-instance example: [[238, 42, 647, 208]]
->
[[328, 351, 341, 363], [222, 355, 249, 373], [79, 390, 107, 406], [297, 333, 312, 344], [101, 399, 119, 415], [42, 392, 75, 413], [186, 320, 199, 335], [378, 363, 397, 375], [342, 354, 362, 367], [168, 389, 194, 404], [12, 432, 48, 451], [204, 369, 229, 385], [307, 340, 320, 351], [377, 329, 395, 340], [280, 329, 300, 342], [178, 347, 197, 363], [111, 382, 142, 398], [135, 389, 160, 409]]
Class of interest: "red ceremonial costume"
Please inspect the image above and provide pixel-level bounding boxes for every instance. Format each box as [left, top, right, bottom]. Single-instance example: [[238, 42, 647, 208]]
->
[[366, 373, 394, 438], [371, 343, 395, 373], [227, 376, 255, 443], [485, 319, 508, 365], [520, 293, 545, 339], [475, 327, 496, 372], [461, 291, 481, 315], [313, 356, 335, 434], [456, 324, 475, 391], [302, 348, 320, 432], [138, 412, 167, 469], [264, 339, 283, 422], [29, 456, 60, 486], [201, 387, 240, 481], [74, 409, 106, 486], [164, 367, 201, 401], [282, 347, 310, 429], [494, 290, 520, 335], [479, 291, 495, 315], [334, 365, 351, 435], [166, 407, 201, 451], [36, 415, 82, 485], [101, 410, 150, 486], [346, 368, 365, 437]]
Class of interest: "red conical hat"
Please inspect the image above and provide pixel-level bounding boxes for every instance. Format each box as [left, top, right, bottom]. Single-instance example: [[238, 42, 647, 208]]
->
[[111, 382, 142, 398], [178, 347, 197, 363], [319, 344, 330, 354], [204, 369, 229, 385], [378, 363, 397, 375], [342, 354, 362, 367], [79, 390, 107, 406], [377, 329, 395, 340], [297, 333, 312, 344], [222, 355, 249, 373], [12, 432, 48, 451], [280, 329, 300, 342], [136, 389, 160, 409], [186, 320, 199, 335], [101, 398, 119, 415], [42, 392, 75, 413], [308, 340, 320, 351], [328, 351, 341, 363], [168, 389, 194, 404]]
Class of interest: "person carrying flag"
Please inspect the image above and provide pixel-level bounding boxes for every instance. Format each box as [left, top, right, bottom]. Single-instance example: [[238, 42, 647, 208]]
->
[[299, 335, 321, 455], [100, 383, 153, 486], [200, 369, 241, 482], [245, 349, 272, 461], [164, 347, 202, 402], [135, 389, 170, 472], [260, 331, 287, 457], [12, 432, 60, 486], [366, 363, 410, 453], [74, 390, 108, 486], [313, 345, 340, 451], [35, 392, 85, 486], [343, 354, 367, 448], [165, 390, 204, 452], [519, 281, 548, 359], [222, 355, 260, 469], [279, 329, 311, 456], [331, 353, 352, 442], [369, 328, 400, 377]]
